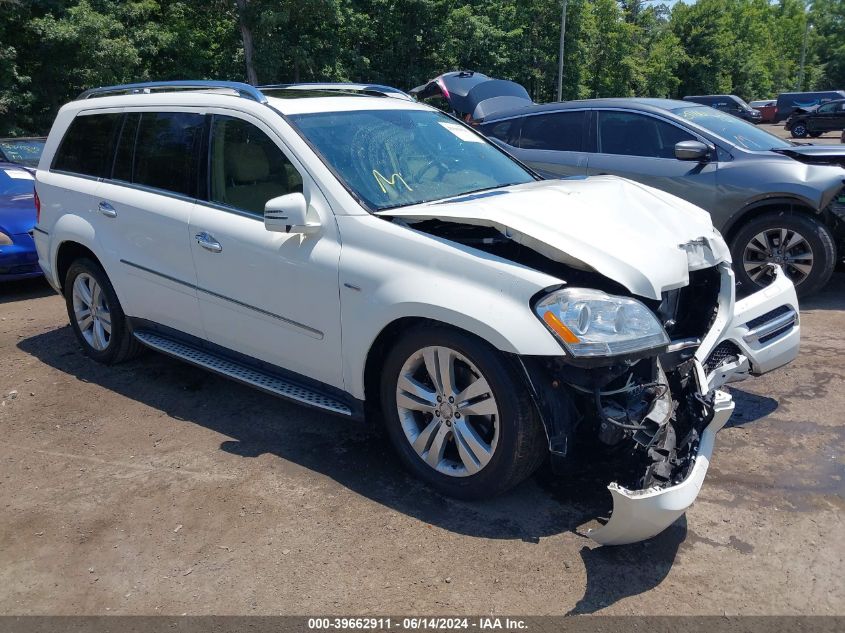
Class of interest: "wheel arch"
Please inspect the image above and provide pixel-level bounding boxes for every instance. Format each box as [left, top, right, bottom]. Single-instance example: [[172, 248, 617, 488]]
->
[[361, 316, 539, 423], [722, 196, 822, 245], [55, 241, 102, 293]]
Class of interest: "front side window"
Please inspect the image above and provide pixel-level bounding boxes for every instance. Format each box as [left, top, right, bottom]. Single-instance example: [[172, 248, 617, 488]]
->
[[519, 111, 585, 152], [597, 111, 694, 158], [209, 115, 303, 216], [817, 102, 837, 114], [52, 113, 121, 177], [289, 109, 534, 211], [132, 112, 204, 197]]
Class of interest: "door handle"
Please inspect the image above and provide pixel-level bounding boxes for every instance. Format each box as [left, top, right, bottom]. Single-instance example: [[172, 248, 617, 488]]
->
[[98, 201, 117, 218], [195, 232, 222, 253]]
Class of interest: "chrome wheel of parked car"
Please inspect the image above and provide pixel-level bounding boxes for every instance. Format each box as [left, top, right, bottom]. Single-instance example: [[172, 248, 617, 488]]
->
[[72, 272, 112, 351], [396, 345, 499, 477], [742, 227, 814, 287], [731, 211, 836, 297]]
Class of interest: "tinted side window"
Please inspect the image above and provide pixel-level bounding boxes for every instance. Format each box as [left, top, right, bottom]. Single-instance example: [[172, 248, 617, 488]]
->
[[482, 119, 517, 145], [519, 111, 585, 151], [132, 112, 204, 197], [597, 111, 694, 159], [208, 115, 303, 216], [52, 113, 121, 177]]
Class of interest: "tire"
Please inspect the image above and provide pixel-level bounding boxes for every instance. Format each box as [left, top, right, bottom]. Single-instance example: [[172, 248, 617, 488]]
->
[[808, 131, 823, 138], [790, 123, 808, 138], [730, 212, 837, 298], [379, 324, 546, 499], [64, 258, 142, 364]]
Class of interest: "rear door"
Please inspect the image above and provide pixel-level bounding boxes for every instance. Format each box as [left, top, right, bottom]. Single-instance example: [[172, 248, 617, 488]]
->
[[511, 110, 589, 178], [93, 110, 205, 338], [584, 109, 718, 212]]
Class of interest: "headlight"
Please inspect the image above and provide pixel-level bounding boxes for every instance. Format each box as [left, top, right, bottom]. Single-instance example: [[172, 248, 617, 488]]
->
[[0, 231, 12, 246], [534, 288, 669, 357]]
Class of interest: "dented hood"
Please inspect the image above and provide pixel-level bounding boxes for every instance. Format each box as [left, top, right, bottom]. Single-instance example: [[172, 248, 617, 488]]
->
[[378, 177, 730, 300]]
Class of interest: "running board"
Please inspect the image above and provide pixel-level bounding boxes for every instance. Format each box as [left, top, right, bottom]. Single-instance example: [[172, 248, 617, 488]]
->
[[133, 330, 353, 417]]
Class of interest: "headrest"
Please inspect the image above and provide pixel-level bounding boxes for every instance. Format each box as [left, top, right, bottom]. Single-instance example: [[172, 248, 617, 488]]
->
[[227, 142, 270, 183]]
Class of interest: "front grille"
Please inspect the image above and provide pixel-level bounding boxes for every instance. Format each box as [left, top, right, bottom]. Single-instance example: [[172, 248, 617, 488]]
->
[[704, 341, 742, 373], [746, 305, 791, 330]]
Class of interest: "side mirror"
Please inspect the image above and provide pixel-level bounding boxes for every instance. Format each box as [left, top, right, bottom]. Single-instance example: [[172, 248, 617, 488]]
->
[[675, 140, 711, 162], [264, 192, 320, 234]]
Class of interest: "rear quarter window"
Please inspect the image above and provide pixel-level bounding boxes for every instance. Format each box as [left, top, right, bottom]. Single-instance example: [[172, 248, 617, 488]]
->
[[52, 113, 122, 178]]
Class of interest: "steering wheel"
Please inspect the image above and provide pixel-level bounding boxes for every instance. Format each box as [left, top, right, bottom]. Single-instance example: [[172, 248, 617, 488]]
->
[[413, 159, 451, 182]]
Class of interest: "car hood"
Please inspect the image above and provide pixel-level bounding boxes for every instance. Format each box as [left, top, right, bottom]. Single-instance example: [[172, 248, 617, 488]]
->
[[378, 177, 730, 300], [772, 145, 845, 168], [0, 193, 36, 235]]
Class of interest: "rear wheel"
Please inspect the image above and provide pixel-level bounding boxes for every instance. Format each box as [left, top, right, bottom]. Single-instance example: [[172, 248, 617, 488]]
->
[[731, 212, 836, 297], [808, 131, 823, 138], [380, 325, 546, 499], [64, 258, 142, 364]]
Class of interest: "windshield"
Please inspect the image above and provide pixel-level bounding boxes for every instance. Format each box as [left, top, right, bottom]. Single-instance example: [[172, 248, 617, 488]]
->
[[0, 139, 45, 167], [289, 109, 535, 210], [671, 106, 791, 151]]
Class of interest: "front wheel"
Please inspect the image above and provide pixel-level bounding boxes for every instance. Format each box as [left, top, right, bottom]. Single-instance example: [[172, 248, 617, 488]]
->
[[731, 212, 837, 297], [790, 123, 808, 138], [380, 325, 546, 499]]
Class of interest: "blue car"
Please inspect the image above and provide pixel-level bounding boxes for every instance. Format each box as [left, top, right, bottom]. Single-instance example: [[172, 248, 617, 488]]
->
[[0, 162, 41, 281]]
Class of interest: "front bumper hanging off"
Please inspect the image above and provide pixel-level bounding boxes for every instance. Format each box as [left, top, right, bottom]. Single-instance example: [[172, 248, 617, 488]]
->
[[588, 389, 734, 545], [585, 265, 799, 546]]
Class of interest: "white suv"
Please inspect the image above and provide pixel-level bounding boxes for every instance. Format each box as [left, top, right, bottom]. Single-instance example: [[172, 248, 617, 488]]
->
[[34, 81, 800, 545]]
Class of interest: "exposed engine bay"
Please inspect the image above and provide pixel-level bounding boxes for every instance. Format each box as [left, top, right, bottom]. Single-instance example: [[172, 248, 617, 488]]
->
[[407, 217, 722, 490]]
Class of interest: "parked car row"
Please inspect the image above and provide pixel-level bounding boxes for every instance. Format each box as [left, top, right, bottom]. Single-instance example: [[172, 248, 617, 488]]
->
[[414, 71, 845, 298], [32, 80, 800, 545]]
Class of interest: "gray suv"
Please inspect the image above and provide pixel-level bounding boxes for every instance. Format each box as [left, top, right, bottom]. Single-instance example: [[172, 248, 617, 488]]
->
[[480, 98, 845, 296]]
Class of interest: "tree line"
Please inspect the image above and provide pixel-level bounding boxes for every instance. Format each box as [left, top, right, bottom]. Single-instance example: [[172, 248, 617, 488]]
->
[[1, 0, 843, 136]]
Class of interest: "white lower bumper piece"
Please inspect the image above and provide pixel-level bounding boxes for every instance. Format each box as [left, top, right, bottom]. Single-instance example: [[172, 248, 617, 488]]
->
[[588, 390, 735, 546]]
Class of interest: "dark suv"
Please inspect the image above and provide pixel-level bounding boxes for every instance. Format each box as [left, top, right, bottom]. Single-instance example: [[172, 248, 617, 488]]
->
[[785, 99, 845, 138], [480, 98, 845, 296]]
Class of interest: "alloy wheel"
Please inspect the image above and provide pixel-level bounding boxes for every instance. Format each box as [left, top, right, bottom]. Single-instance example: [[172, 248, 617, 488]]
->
[[395, 345, 499, 477], [72, 272, 112, 351], [742, 227, 814, 287]]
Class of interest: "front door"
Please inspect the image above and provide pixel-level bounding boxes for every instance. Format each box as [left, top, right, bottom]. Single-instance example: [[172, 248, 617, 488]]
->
[[585, 110, 718, 212], [188, 112, 344, 389]]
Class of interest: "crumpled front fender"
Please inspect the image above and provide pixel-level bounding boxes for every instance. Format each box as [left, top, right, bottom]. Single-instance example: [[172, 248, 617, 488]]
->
[[588, 389, 735, 546]]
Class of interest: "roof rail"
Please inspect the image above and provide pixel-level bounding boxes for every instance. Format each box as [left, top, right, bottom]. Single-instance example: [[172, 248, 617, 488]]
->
[[259, 82, 413, 101], [77, 80, 268, 104]]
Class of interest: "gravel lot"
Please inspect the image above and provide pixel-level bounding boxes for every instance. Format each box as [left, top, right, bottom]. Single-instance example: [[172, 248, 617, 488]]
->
[[0, 274, 843, 616]]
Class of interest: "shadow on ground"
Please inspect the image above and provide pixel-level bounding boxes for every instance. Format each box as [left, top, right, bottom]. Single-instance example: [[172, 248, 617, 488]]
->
[[799, 271, 845, 311], [17, 326, 690, 611]]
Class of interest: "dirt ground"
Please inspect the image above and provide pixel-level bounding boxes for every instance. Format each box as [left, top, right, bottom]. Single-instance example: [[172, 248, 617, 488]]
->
[[0, 273, 843, 616]]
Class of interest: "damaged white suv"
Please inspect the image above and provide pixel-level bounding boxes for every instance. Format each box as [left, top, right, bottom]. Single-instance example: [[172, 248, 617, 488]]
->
[[34, 81, 800, 544]]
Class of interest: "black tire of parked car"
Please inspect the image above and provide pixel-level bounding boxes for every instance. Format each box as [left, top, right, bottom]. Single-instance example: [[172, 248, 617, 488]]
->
[[731, 211, 837, 298], [64, 258, 143, 364], [380, 324, 547, 500], [809, 131, 823, 138], [790, 123, 808, 138]]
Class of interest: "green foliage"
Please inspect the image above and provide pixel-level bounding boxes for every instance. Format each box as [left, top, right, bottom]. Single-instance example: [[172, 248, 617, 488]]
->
[[0, 0, 842, 136]]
